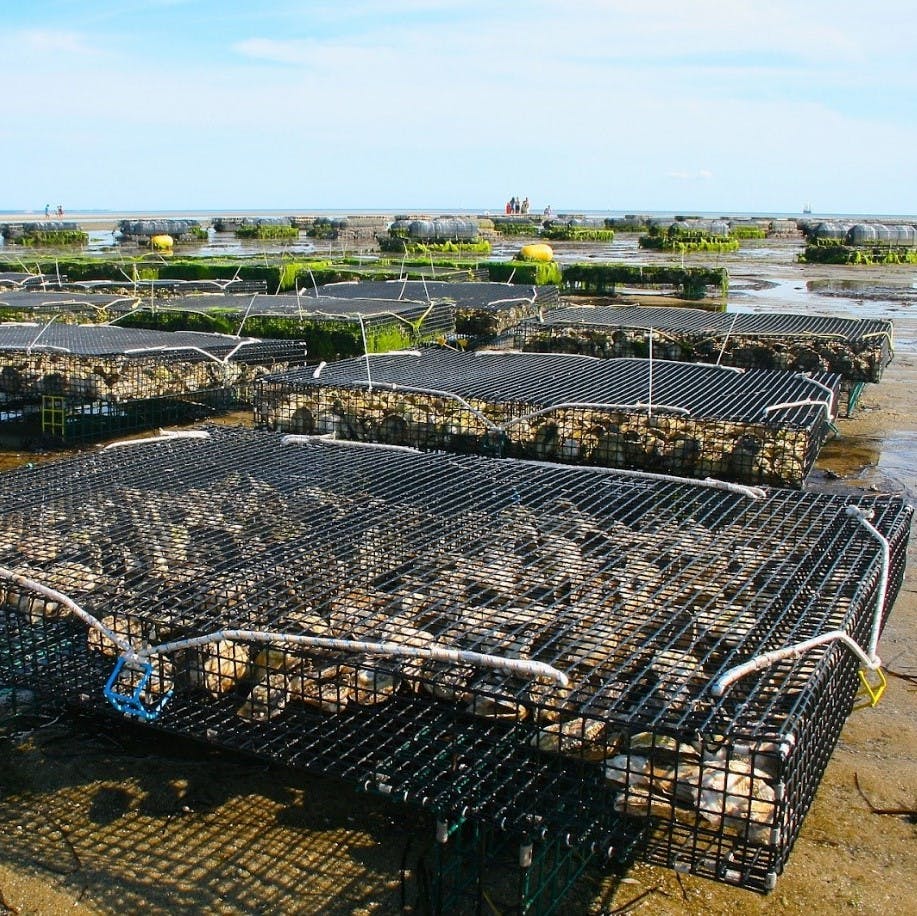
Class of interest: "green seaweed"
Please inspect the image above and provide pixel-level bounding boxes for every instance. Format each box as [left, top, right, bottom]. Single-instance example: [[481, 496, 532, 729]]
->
[[560, 262, 728, 299], [800, 241, 917, 265], [540, 227, 615, 242], [235, 225, 299, 240], [14, 230, 88, 247], [487, 260, 563, 286]]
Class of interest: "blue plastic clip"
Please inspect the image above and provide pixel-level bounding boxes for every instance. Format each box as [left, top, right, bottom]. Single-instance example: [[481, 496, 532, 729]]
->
[[103, 656, 173, 722]]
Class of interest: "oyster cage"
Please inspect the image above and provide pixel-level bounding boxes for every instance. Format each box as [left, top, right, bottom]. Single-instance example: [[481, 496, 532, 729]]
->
[[516, 305, 894, 413], [254, 349, 840, 487], [306, 280, 562, 341], [0, 290, 137, 318], [0, 324, 308, 402], [0, 428, 910, 895], [0, 325, 308, 444], [112, 293, 456, 357]]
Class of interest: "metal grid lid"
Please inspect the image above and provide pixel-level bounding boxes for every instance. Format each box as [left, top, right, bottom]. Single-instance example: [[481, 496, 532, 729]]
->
[[0, 290, 135, 311], [0, 324, 282, 359], [268, 349, 840, 425], [309, 280, 558, 311], [143, 293, 454, 321], [0, 426, 909, 744], [533, 305, 893, 341]]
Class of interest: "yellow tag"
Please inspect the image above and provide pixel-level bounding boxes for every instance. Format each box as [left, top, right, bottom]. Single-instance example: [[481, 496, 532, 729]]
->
[[856, 667, 887, 707]]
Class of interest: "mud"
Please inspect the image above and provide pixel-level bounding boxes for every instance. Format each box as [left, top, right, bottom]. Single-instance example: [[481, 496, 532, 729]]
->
[[0, 235, 914, 914]]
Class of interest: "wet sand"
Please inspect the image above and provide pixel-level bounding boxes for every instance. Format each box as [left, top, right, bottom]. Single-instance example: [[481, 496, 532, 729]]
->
[[0, 238, 914, 914]]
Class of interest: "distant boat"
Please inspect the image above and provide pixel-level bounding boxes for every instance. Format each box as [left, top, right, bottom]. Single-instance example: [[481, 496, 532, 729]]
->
[[802, 203, 813, 215]]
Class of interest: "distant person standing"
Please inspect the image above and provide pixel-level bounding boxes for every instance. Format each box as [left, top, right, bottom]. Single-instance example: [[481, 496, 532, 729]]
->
[[521, 196, 530, 215], [56, 204, 63, 218], [506, 198, 513, 215], [44, 203, 50, 218]]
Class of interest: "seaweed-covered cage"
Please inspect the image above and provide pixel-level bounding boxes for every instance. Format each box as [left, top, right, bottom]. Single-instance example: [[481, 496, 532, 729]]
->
[[254, 348, 839, 487], [309, 280, 562, 341], [0, 428, 909, 896], [115, 292, 457, 356], [0, 290, 137, 321]]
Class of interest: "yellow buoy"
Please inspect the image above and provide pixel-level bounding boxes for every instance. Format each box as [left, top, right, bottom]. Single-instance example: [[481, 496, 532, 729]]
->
[[151, 234, 174, 251], [519, 242, 554, 262]]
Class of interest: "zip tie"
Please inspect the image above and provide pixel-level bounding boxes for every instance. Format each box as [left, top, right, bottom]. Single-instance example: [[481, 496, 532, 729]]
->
[[857, 667, 888, 707], [133, 629, 571, 687]]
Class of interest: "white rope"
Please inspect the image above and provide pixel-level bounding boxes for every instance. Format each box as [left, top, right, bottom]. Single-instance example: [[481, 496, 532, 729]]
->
[[716, 313, 740, 366], [845, 506, 890, 660], [279, 430, 768, 498], [103, 429, 211, 449], [134, 630, 570, 687], [762, 397, 833, 421], [0, 566, 134, 655], [357, 313, 372, 391], [26, 314, 61, 353], [711, 630, 877, 697]]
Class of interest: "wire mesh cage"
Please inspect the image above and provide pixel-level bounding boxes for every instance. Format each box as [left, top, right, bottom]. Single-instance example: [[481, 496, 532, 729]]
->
[[306, 280, 562, 341], [0, 272, 65, 290], [0, 290, 137, 319], [0, 428, 909, 895], [0, 324, 308, 402], [516, 306, 894, 413], [71, 278, 270, 296], [254, 349, 839, 487]]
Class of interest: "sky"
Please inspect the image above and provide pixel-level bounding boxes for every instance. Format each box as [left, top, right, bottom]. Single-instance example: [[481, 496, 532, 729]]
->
[[2, 0, 915, 216]]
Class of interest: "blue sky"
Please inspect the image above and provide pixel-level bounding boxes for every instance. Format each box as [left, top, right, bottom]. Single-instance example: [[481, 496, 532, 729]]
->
[[2, 0, 914, 215]]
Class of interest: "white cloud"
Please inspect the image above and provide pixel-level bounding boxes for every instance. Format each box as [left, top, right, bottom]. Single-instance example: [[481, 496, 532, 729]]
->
[[2, 29, 98, 57], [666, 170, 714, 182]]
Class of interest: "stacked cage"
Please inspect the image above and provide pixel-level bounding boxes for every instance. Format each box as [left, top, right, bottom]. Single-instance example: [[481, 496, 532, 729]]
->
[[0, 429, 910, 896], [254, 349, 839, 487], [113, 293, 456, 358], [0, 324, 308, 443], [0, 290, 137, 321], [516, 305, 894, 414], [308, 280, 561, 344]]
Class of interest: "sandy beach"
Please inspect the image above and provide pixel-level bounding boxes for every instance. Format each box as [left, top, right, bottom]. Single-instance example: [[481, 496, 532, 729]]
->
[[0, 237, 914, 914]]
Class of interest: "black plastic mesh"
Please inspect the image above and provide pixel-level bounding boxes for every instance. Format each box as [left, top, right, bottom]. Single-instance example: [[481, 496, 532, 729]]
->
[[255, 350, 839, 486], [0, 428, 910, 892], [517, 306, 894, 384]]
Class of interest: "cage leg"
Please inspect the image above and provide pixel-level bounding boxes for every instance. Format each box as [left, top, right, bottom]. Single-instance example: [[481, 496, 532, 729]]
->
[[847, 381, 866, 416]]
